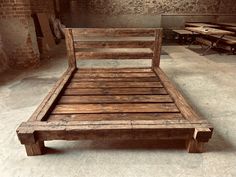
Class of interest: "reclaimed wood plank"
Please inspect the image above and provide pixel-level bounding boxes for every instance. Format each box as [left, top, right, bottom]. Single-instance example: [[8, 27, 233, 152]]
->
[[68, 81, 163, 88], [59, 95, 173, 104], [74, 72, 156, 78], [64, 29, 77, 68], [71, 77, 159, 82], [52, 103, 179, 114], [48, 113, 184, 121], [76, 51, 153, 59], [74, 40, 154, 49], [64, 88, 168, 95], [152, 29, 162, 68], [77, 67, 152, 73], [71, 28, 156, 37], [28, 68, 75, 121], [154, 67, 205, 122]]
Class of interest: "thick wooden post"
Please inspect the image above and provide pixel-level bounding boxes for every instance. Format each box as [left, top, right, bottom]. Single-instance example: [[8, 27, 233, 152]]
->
[[64, 28, 77, 68], [25, 141, 45, 156], [186, 138, 204, 153], [152, 29, 162, 69]]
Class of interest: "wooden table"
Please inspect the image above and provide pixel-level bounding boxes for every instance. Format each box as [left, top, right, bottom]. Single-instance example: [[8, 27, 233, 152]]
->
[[216, 22, 236, 27], [226, 26, 236, 33], [185, 22, 219, 28], [185, 27, 234, 55]]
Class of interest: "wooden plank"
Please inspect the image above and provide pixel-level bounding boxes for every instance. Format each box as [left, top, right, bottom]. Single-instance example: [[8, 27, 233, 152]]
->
[[17, 120, 212, 144], [74, 72, 156, 78], [76, 51, 153, 59], [77, 68, 152, 73], [154, 68, 205, 122], [71, 77, 159, 82], [68, 81, 163, 88], [52, 103, 179, 114], [48, 113, 184, 121], [28, 68, 75, 121], [71, 28, 156, 37], [64, 88, 168, 95], [74, 41, 154, 49], [152, 29, 162, 68], [64, 29, 77, 68], [59, 95, 173, 104]]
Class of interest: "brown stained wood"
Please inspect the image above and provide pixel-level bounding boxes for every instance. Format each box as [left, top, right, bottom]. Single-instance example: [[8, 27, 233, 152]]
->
[[59, 95, 173, 104], [71, 28, 156, 37], [71, 77, 159, 82], [152, 29, 162, 68], [64, 29, 77, 68], [74, 40, 154, 49], [68, 81, 163, 88], [64, 88, 168, 96], [52, 103, 179, 114], [77, 68, 152, 73], [186, 138, 204, 153], [17, 120, 213, 144], [17, 28, 213, 155], [28, 68, 75, 121], [154, 68, 205, 122], [25, 141, 45, 156], [74, 72, 156, 78], [75, 51, 153, 60], [48, 113, 184, 121]]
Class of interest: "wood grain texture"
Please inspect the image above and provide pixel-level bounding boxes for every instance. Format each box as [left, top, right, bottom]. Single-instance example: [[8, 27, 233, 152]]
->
[[68, 81, 163, 88], [28, 68, 75, 121], [74, 40, 154, 49], [59, 95, 173, 104], [52, 103, 179, 114], [17, 28, 213, 155], [71, 28, 156, 37], [74, 72, 156, 78], [152, 29, 162, 68], [76, 51, 153, 60], [64, 29, 77, 68], [48, 113, 184, 121], [64, 88, 168, 95], [154, 67, 204, 122]]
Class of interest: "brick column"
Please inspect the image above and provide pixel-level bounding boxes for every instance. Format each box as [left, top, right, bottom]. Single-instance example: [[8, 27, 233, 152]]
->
[[0, 0, 40, 69]]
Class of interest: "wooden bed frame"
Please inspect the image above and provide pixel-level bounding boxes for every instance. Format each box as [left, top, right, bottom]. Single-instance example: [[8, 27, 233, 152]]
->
[[17, 28, 213, 156]]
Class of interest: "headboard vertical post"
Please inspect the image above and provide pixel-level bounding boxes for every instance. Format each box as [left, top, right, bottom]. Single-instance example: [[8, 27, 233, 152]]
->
[[65, 28, 77, 68], [152, 29, 162, 68]]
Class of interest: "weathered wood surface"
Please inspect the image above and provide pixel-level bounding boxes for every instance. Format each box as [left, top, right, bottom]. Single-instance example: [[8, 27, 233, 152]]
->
[[68, 81, 162, 88], [72, 28, 156, 37], [28, 68, 75, 121], [17, 28, 213, 155], [59, 95, 173, 104], [64, 88, 168, 95], [53, 103, 179, 114], [48, 113, 184, 121], [64, 29, 77, 68]]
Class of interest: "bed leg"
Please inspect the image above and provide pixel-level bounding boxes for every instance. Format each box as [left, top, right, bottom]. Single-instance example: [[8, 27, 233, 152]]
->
[[25, 141, 45, 156], [186, 138, 204, 153]]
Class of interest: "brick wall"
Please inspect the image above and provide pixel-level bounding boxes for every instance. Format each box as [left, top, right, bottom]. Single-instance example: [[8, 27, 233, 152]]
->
[[0, 0, 56, 71], [30, 0, 55, 14]]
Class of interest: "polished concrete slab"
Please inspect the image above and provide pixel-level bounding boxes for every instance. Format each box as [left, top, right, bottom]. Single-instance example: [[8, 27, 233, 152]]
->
[[0, 44, 236, 177]]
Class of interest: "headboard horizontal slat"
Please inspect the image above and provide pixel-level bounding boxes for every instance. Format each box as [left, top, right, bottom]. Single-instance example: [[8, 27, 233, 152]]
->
[[74, 41, 154, 49], [71, 28, 156, 37], [75, 51, 153, 60]]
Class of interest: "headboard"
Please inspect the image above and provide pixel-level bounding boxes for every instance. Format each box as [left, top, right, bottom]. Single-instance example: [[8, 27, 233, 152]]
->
[[64, 28, 162, 69]]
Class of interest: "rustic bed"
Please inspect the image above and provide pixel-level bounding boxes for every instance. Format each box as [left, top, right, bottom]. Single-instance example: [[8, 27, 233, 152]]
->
[[17, 28, 213, 156]]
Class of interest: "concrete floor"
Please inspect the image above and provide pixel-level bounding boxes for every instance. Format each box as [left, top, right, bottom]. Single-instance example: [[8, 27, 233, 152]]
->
[[0, 43, 236, 177]]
